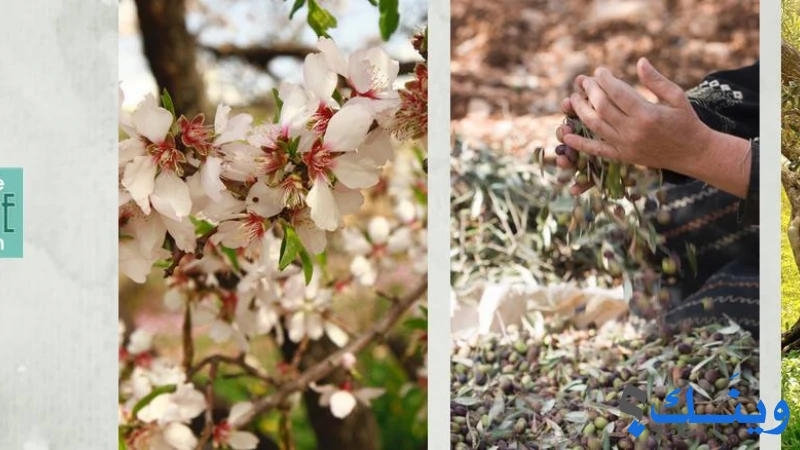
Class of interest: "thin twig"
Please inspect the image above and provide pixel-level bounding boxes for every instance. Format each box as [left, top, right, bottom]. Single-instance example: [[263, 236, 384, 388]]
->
[[231, 276, 428, 428], [188, 354, 277, 386], [182, 303, 194, 374], [194, 360, 218, 450], [164, 226, 218, 278], [290, 336, 310, 372], [279, 407, 295, 450]]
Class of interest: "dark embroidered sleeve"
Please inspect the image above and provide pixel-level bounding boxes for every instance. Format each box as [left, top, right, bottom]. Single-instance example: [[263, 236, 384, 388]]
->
[[738, 139, 759, 226], [661, 62, 761, 194]]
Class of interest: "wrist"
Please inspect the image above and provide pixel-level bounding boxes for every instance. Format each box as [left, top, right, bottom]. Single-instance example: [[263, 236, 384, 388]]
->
[[680, 128, 752, 198], [670, 124, 716, 178]]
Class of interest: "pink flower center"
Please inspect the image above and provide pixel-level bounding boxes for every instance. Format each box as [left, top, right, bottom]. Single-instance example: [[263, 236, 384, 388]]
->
[[178, 114, 213, 154], [221, 292, 238, 319], [280, 174, 305, 210], [242, 213, 268, 243], [147, 135, 186, 175], [309, 103, 335, 134], [213, 420, 231, 444], [302, 141, 333, 183], [259, 130, 290, 175]]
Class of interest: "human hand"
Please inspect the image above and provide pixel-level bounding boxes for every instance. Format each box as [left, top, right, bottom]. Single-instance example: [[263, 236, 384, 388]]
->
[[564, 58, 715, 172], [555, 58, 751, 199]]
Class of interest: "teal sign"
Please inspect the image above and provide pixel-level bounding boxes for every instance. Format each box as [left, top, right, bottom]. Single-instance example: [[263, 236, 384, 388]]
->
[[0, 168, 23, 258]]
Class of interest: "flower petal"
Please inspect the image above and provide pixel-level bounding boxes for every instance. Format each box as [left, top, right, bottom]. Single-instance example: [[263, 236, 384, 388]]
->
[[323, 103, 372, 152], [341, 228, 371, 255], [387, 226, 413, 253], [132, 102, 173, 144], [122, 156, 157, 215], [329, 390, 357, 419], [246, 181, 284, 218], [324, 321, 349, 347], [360, 129, 395, 167], [229, 402, 254, 424], [306, 181, 339, 231], [201, 156, 227, 202], [120, 138, 147, 166], [367, 217, 391, 244], [214, 104, 231, 135], [317, 38, 348, 76], [160, 214, 197, 253], [163, 422, 198, 450], [288, 311, 306, 343], [210, 320, 234, 343], [295, 216, 327, 255], [213, 220, 251, 249], [119, 240, 159, 284], [365, 47, 399, 89], [333, 184, 364, 217], [229, 431, 259, 450], [304, 54, 338, 103], [216, 110, 254, 145], [151, 172, 192, 221], [347, 49, 373, 94], [354, 387, 386, 406], [331, 151, 381, 189]]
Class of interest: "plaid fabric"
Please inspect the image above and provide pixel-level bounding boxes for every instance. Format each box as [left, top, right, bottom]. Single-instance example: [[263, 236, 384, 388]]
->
[[640, 62, 761, 338]]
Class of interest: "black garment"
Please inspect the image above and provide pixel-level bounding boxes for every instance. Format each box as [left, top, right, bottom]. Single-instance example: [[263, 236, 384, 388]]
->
[[644, 62, 761, 338]]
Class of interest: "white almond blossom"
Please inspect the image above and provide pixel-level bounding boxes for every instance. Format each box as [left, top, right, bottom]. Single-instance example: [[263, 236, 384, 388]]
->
[[314, 38, 401, 123], [213, 402, 260, 450], [282, 271, 348, 346], [310, 383, 386, 419]]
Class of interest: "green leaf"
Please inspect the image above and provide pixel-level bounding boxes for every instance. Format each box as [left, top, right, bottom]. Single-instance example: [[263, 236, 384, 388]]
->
[[279, 224, 303, 270], [367, 0, 378, 5], [412, 184, 427, 206], [131, 384, 177, 419], [307, 0, 338, 37], [220, 246, 240, 271], [272, 88, 283, 123], [119, 427, 128, 450], [299, 247, 314, 285], [161, 88, 176, 119], [331, 89, 345, 106], [190, 216, 215, 235], [378, 0, 400, 41], [404, 317, 427, 331], [289, 0, 306, 19]]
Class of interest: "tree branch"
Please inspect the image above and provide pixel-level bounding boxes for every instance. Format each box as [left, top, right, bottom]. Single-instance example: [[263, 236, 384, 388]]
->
[[230, 276, 428, 428], [201, 43, 420, 75]]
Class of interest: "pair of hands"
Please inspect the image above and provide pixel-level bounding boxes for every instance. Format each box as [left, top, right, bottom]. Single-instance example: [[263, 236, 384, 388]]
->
[[555, 57, 751, 199]]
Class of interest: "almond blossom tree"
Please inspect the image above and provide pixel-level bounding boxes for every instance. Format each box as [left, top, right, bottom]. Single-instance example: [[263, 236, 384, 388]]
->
[[119, 28, 428, 450]]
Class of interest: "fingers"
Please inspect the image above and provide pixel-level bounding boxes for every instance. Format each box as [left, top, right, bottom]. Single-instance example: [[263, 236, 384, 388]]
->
[[573, 75, 589, 96], [637, 57, 687, 107], [556, 124, 572, 143], [561, 97, 576, 118], [582, 77, 625, 134], [570, 93, 617, 141], [593, 67, 647, 115], [563, 132, 618, 160]]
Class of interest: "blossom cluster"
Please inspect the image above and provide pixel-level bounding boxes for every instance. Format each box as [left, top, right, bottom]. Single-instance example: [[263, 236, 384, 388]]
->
[[119, 37, 423, 283], [118, 32, 428, 450]]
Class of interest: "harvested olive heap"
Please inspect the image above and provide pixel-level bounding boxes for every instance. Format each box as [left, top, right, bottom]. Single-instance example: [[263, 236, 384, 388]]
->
[[450, 320, 759, 450]]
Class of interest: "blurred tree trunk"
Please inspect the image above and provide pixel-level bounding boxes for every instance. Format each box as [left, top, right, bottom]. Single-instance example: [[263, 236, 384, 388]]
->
[[134, 0, 210, 117], [782, 40, 800, 351], [281, 337, 381, 450]]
